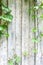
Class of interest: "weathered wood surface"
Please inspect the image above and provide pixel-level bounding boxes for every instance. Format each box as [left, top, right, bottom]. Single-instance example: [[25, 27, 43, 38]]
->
[[0, 0, 43, 65]]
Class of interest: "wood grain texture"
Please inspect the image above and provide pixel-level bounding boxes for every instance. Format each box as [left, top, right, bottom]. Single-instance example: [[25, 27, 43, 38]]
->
[[0, 0, 43, 65]]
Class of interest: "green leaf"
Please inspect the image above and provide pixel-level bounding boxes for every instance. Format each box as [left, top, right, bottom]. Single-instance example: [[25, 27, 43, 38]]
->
[[33, 49, 38, 53], [40, 33, 43, 37], [32, 38, 39, 43], [32, 28, 37, 32], [8, 59, 13, 65], [0, 25, 7, 38], [0, 25, 6, 31], [2, 24, 8, 29], [0, 14, 13, 22], [32, 15, 37, 19], [0, 31, 3, 38], [2, 4, 11, 13], [40, 14, 43, 19], [0, 26, 4, 31], [5, 33, 9, 38], [0, 3, 13, 38], [34, 6, 39, 10], [40, 3, 43, 9], [15, 56, 21, 64]]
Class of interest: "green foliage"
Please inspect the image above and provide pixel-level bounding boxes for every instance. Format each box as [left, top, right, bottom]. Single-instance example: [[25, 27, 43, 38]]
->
[[14, 55, 21, 64], [24, 0, 28, 3], [8, 55, 21, 65], [2, 4, 11, 13], [40, 14, 43, 19], [5, 33, 9, 38], [32, 38, 39, 43], [33, 6, 39, 10], [40, 33, 43, 37], [24, 0, 43, 57], [0, 25, 7, 37], [39, 3, 43, 9], [0, 14, 13, 22], [32, 28, 37, 32], [8, 59, 13, 65], [33, 49, 38, 54], [0, 2, 13, 38], [32, 15, 37, 19]]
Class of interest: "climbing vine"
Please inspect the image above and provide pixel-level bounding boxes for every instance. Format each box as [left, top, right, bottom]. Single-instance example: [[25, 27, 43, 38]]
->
[[24, 1, 43, 65], [24, 0, 43, 53], [0, 0, 13, 38]]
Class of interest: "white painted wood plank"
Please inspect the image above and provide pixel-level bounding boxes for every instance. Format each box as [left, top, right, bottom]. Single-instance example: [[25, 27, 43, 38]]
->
[[8, 0, 16, 58], [22, 0, 34, 65], [15, 0, 22, 59], [0, 39, 7, 65], [36, 1, 43, 65]]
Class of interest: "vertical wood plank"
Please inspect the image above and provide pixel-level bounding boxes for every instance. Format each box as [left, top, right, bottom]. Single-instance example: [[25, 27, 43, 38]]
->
[[0, 40, 7, 65], [28, 0, 34, 65], [8, 0, 16, 58], [15, 0, 22, 65], [36, 0, 43, 65], [22, 0, 34, 65], [22, 0, 29, 65]]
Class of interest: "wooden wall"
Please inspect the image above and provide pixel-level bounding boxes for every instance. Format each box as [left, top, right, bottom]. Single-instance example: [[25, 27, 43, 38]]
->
[[0, 0, 43, 65]]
